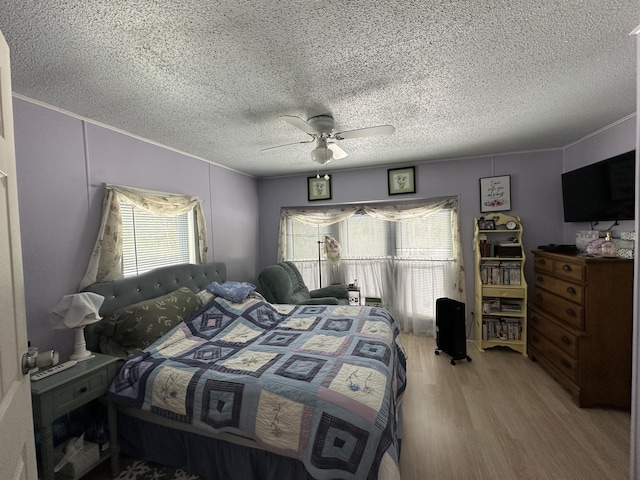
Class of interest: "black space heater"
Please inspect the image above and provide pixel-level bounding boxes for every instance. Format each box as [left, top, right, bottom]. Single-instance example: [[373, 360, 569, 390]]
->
[[435, 297, 472, 365]]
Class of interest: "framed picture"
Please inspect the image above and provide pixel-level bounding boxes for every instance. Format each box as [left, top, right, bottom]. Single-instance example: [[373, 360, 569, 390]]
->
[[388, 166, 416, 195], [308, 176, 332, 201], [477, 217, 496, 230], [480, 175, 511, 212]]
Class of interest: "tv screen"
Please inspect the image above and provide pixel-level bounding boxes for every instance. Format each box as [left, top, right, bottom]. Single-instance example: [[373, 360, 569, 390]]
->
[[561, 150, 635, 222]]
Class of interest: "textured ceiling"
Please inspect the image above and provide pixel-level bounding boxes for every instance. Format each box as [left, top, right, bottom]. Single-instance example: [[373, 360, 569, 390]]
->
[[0, 1, 637, 178]]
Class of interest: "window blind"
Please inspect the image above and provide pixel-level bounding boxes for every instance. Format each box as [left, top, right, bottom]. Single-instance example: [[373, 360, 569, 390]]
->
[[120, 201, 195, 276]]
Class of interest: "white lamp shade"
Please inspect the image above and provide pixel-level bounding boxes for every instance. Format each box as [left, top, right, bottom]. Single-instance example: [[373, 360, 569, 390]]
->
[[50, 292, 104, 329], [50, 292, 104, 362]]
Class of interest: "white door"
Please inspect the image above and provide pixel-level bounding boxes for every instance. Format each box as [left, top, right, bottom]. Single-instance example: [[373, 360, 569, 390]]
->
[[0, 29, 38, 480]]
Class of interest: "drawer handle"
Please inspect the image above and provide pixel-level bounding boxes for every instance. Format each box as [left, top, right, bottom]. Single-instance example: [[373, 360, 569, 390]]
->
[[566, 287, 576, 294], [561, 359, 572, 369], [537, 259, 547, 266], [562, 264, 572, 272], [537, 276, 544, 282], [531, 315, 538, 324], [79, 386, 88, 394], [566, 308, 576, 317], [561, 336, 572, 345]]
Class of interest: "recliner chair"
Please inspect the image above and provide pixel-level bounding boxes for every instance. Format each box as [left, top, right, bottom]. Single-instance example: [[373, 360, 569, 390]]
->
[[258, 261, 350, 305]]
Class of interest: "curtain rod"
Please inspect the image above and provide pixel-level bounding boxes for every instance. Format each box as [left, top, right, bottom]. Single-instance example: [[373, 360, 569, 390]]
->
[[104, 183, 193, 197]]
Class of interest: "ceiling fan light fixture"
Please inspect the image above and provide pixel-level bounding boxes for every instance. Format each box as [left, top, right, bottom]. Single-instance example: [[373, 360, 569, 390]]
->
[[311, 146, 333, 165]]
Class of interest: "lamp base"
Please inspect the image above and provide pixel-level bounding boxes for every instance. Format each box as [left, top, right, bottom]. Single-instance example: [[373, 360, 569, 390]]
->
[[69, 351, 94, 362], [70, 326, 94, 362]]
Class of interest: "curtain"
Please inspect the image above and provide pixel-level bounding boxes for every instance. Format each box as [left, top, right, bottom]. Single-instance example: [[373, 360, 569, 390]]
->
[[78, 185, 207, 290], [278, 198, 465, 335]]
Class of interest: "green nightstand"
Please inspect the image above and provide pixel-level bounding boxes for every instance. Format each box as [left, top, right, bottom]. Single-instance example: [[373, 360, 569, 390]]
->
[[30, 353, 120, 480]]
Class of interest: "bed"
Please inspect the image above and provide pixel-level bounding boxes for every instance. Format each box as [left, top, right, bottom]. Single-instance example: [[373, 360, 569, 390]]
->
[[84, 262, 407, 480]]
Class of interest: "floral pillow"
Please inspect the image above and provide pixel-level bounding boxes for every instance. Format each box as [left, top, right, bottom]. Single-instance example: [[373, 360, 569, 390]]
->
[[206, 281, 256, 303], [98, 287, 202, 357]]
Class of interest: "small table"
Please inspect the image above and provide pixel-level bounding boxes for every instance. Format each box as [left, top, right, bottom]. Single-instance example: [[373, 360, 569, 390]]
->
[[30, 353, 120, 480], [348, 287, 361, 305]]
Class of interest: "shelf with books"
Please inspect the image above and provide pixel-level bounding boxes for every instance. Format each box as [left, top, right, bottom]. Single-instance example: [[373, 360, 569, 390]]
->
[[474, 213, 527, 355]]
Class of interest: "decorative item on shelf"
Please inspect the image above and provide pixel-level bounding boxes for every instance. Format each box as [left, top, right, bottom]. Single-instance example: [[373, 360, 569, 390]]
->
[[601, 231, 617, 257], [388, 166, 416, 195], [477, 217, 496, 230], [479, 175, 511, 212], [50, 292, 104, 362]]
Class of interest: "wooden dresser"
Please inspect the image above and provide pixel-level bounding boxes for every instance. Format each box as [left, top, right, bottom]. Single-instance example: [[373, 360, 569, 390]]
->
[[528, 250, 633, 409]]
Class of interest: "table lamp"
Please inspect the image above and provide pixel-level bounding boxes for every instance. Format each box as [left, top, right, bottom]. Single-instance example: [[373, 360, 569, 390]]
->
[[50, 292, 104, 362]]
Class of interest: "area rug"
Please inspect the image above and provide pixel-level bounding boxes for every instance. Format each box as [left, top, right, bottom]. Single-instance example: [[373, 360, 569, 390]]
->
[[113, 458, 200, 480]]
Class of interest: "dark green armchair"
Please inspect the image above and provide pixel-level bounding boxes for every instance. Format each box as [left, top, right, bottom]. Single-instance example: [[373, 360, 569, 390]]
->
[[258, 261, 350, 305]]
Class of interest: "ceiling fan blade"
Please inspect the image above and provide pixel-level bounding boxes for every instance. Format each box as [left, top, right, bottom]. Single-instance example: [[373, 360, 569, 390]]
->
[[334, 124, 395, 140], [280, 115, 320, 135], [327, 143, 348, 160], [261, 139, 314, 152]]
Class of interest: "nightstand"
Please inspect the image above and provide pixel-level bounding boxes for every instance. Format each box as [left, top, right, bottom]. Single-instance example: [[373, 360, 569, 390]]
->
[[30, 353, 120, 480]]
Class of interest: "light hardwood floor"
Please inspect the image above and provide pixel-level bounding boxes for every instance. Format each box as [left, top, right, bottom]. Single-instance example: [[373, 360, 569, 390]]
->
[[398, 333, 630, 480]]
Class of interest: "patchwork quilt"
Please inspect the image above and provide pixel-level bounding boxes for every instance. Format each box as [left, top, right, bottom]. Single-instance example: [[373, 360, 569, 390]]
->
[[108, 296, 407, 480]]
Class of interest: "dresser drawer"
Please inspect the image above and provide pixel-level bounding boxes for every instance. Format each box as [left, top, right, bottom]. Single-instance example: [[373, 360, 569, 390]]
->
[[534, 254, 585, 283], [50, 369, 112, 419], [529, 306, 578, 357], [528, 332, 579, 383], [533, 255, 554, 274], [534, 273, 584, 304], [533, 287, 584, 330]]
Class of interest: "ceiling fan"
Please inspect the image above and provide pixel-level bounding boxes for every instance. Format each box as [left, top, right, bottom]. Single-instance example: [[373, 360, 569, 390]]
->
[[262, 114, 395, 164]]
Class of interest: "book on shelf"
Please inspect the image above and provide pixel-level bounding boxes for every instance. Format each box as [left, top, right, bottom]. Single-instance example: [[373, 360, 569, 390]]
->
[[479, 261, 521, 285], [482, 298, 522, 313], [481, 317, 522, 341]]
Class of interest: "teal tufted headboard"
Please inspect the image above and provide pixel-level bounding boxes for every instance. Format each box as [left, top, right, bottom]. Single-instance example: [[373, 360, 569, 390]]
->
[[82, 262, 226, 351]]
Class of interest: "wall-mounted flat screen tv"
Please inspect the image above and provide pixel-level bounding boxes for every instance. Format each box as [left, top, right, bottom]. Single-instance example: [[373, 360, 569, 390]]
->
[[561, 150, 635, 222]]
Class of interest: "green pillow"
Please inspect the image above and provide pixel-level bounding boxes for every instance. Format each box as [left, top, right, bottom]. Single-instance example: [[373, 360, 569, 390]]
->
[[99, 287, 202, 356]]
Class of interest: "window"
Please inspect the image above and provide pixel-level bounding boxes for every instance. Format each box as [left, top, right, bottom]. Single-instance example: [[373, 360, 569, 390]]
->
[[120, 200, 197, 276], [280, 199, 463, 336], [79, 185, 207, 290]]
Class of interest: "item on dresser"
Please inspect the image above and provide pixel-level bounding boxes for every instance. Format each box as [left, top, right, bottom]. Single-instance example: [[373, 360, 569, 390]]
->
[[600, 231, 617, 257], [528, 250, 633, 409], [575, 230, 599, 251]]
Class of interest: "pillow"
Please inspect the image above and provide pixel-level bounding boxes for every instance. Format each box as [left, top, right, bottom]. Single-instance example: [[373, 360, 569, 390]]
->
[[98, 287, 202, 356], [206, 281, 256, 303], [196, 288, 216, 305]]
